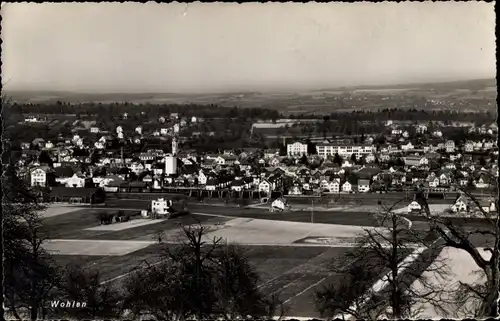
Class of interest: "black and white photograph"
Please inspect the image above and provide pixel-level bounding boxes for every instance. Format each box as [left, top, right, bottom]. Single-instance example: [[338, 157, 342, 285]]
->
[[2, 2, 498, 320]]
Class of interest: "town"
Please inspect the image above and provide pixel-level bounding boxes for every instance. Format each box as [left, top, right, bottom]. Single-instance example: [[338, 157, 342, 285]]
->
[[9, 107, 498, 215]]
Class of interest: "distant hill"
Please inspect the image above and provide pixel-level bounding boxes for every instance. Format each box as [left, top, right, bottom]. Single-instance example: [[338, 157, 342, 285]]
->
[[4, 78, 496, 110], [312, 78, 496, 92]]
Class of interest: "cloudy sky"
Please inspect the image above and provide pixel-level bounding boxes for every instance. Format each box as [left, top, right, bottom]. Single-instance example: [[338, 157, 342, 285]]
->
[[2, 2, 496, 93]]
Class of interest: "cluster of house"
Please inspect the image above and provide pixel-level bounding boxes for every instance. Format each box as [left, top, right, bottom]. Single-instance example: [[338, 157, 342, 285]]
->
[[407, 193, 497, 215], [19, 114, 497, 203], [24, 112, 197, 151], [26, 138, 497, 199]]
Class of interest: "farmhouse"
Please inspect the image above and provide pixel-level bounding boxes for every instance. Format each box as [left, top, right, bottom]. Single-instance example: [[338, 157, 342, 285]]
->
[[151, 198, 173, 216], [407, 200, 422, 214]]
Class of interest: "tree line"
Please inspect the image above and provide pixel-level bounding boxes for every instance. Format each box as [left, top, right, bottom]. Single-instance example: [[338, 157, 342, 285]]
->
[[6, 101, 280, 120], [289, 109, 495, 123]]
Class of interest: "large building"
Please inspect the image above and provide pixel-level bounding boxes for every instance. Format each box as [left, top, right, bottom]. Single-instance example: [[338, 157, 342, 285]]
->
[[315, 141, 375, 158], [151, 197, 173, 216], [287, 142, 308, 156], [164, 156, 177, 175], [31, 168, 47, 187], [165, 137, 178, 175]]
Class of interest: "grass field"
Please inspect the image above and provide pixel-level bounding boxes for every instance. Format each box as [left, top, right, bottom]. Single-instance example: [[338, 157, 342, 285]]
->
[[40, 202, 493, 318], [40, 207, 232, 240], [41, 205, 397, 317], [52, 244, 402, 317]]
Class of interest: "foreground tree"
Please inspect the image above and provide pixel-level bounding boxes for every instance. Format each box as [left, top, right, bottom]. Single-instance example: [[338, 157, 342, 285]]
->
[[3, 200, 62, 321], [315, 200, 451, 320], [417, 172, 499, 318], [121, 223, 284, 320], [55, 264, 123, 319], [3, 94, 63, 321]]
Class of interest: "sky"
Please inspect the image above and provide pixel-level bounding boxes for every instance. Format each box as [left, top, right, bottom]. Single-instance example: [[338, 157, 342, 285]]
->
[[1, 2, 496, 93]]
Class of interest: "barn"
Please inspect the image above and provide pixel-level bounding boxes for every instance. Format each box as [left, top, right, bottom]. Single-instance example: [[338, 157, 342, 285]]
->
[[50, 187, 106, 204]]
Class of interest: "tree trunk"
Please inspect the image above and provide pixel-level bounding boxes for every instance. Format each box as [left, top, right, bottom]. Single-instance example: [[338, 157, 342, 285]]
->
[[390, 215, 402, 319], [479, 265, 500, 317], [30, 303, 38, 321]]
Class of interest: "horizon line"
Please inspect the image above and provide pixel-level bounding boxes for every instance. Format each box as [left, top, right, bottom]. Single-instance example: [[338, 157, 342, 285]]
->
[[4, 77, 495, 96]]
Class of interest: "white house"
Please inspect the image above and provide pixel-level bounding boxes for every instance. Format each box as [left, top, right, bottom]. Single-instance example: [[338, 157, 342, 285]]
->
[[43, 141, 54, 149], [439, 173, 450, 186], [445, 140, 456, 153], [407, 201, 422, 213], [25, 115, 39, 123], [328, 181, 340, 193], [215, 156, 227, 165], [365, 153, 376, 163], [341, 161, 352, 168], [401, 142, 414, 151], [287, 142, 308, 156], [358, 179, 370, 193], [264, 149, 280, 159], [30, 168, 47, 187], [342, 181, 352, 193], [90, 127, 100, 134], [391, 129, 402, 135], [152, 179, 162, 190], [432, 130, 443, 138], [288, 182, 303, 195], [130, 162, 145, 175], [416, 125, 427, 134], [404, 156, 428, 167], [451, 195, 468, 213], [151, 198, 172, 216], [191, 116, 198, 123], [268, 158, 280, 167], [94, 141, 105, 149], [428, 177, 440, 188], [271, 198, 288, 212], [483, 140, 495, 150], [198, 171, 208, 185], [319, 180, 330, 190], [116, 126, 123, 134], [259, 180, 272, 194], [135, 126, 143, 134], [474, 175, 491, 189], [57, 173, 86, 188], [402, 131, 410, 138], [464, 141, 474, 152]]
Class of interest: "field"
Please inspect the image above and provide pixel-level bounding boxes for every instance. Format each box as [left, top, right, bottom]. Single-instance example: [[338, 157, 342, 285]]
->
[[40, 200, 494, 318], [52, 241, 417, 317], [40, 204, 402, 317]]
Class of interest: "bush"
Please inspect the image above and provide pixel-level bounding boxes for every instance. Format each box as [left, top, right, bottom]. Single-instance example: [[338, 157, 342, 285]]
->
[[95, 211, 114, 225]]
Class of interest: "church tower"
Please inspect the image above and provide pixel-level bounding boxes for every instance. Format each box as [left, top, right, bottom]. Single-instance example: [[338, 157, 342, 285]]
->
[[172, 136, 178, 156]]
